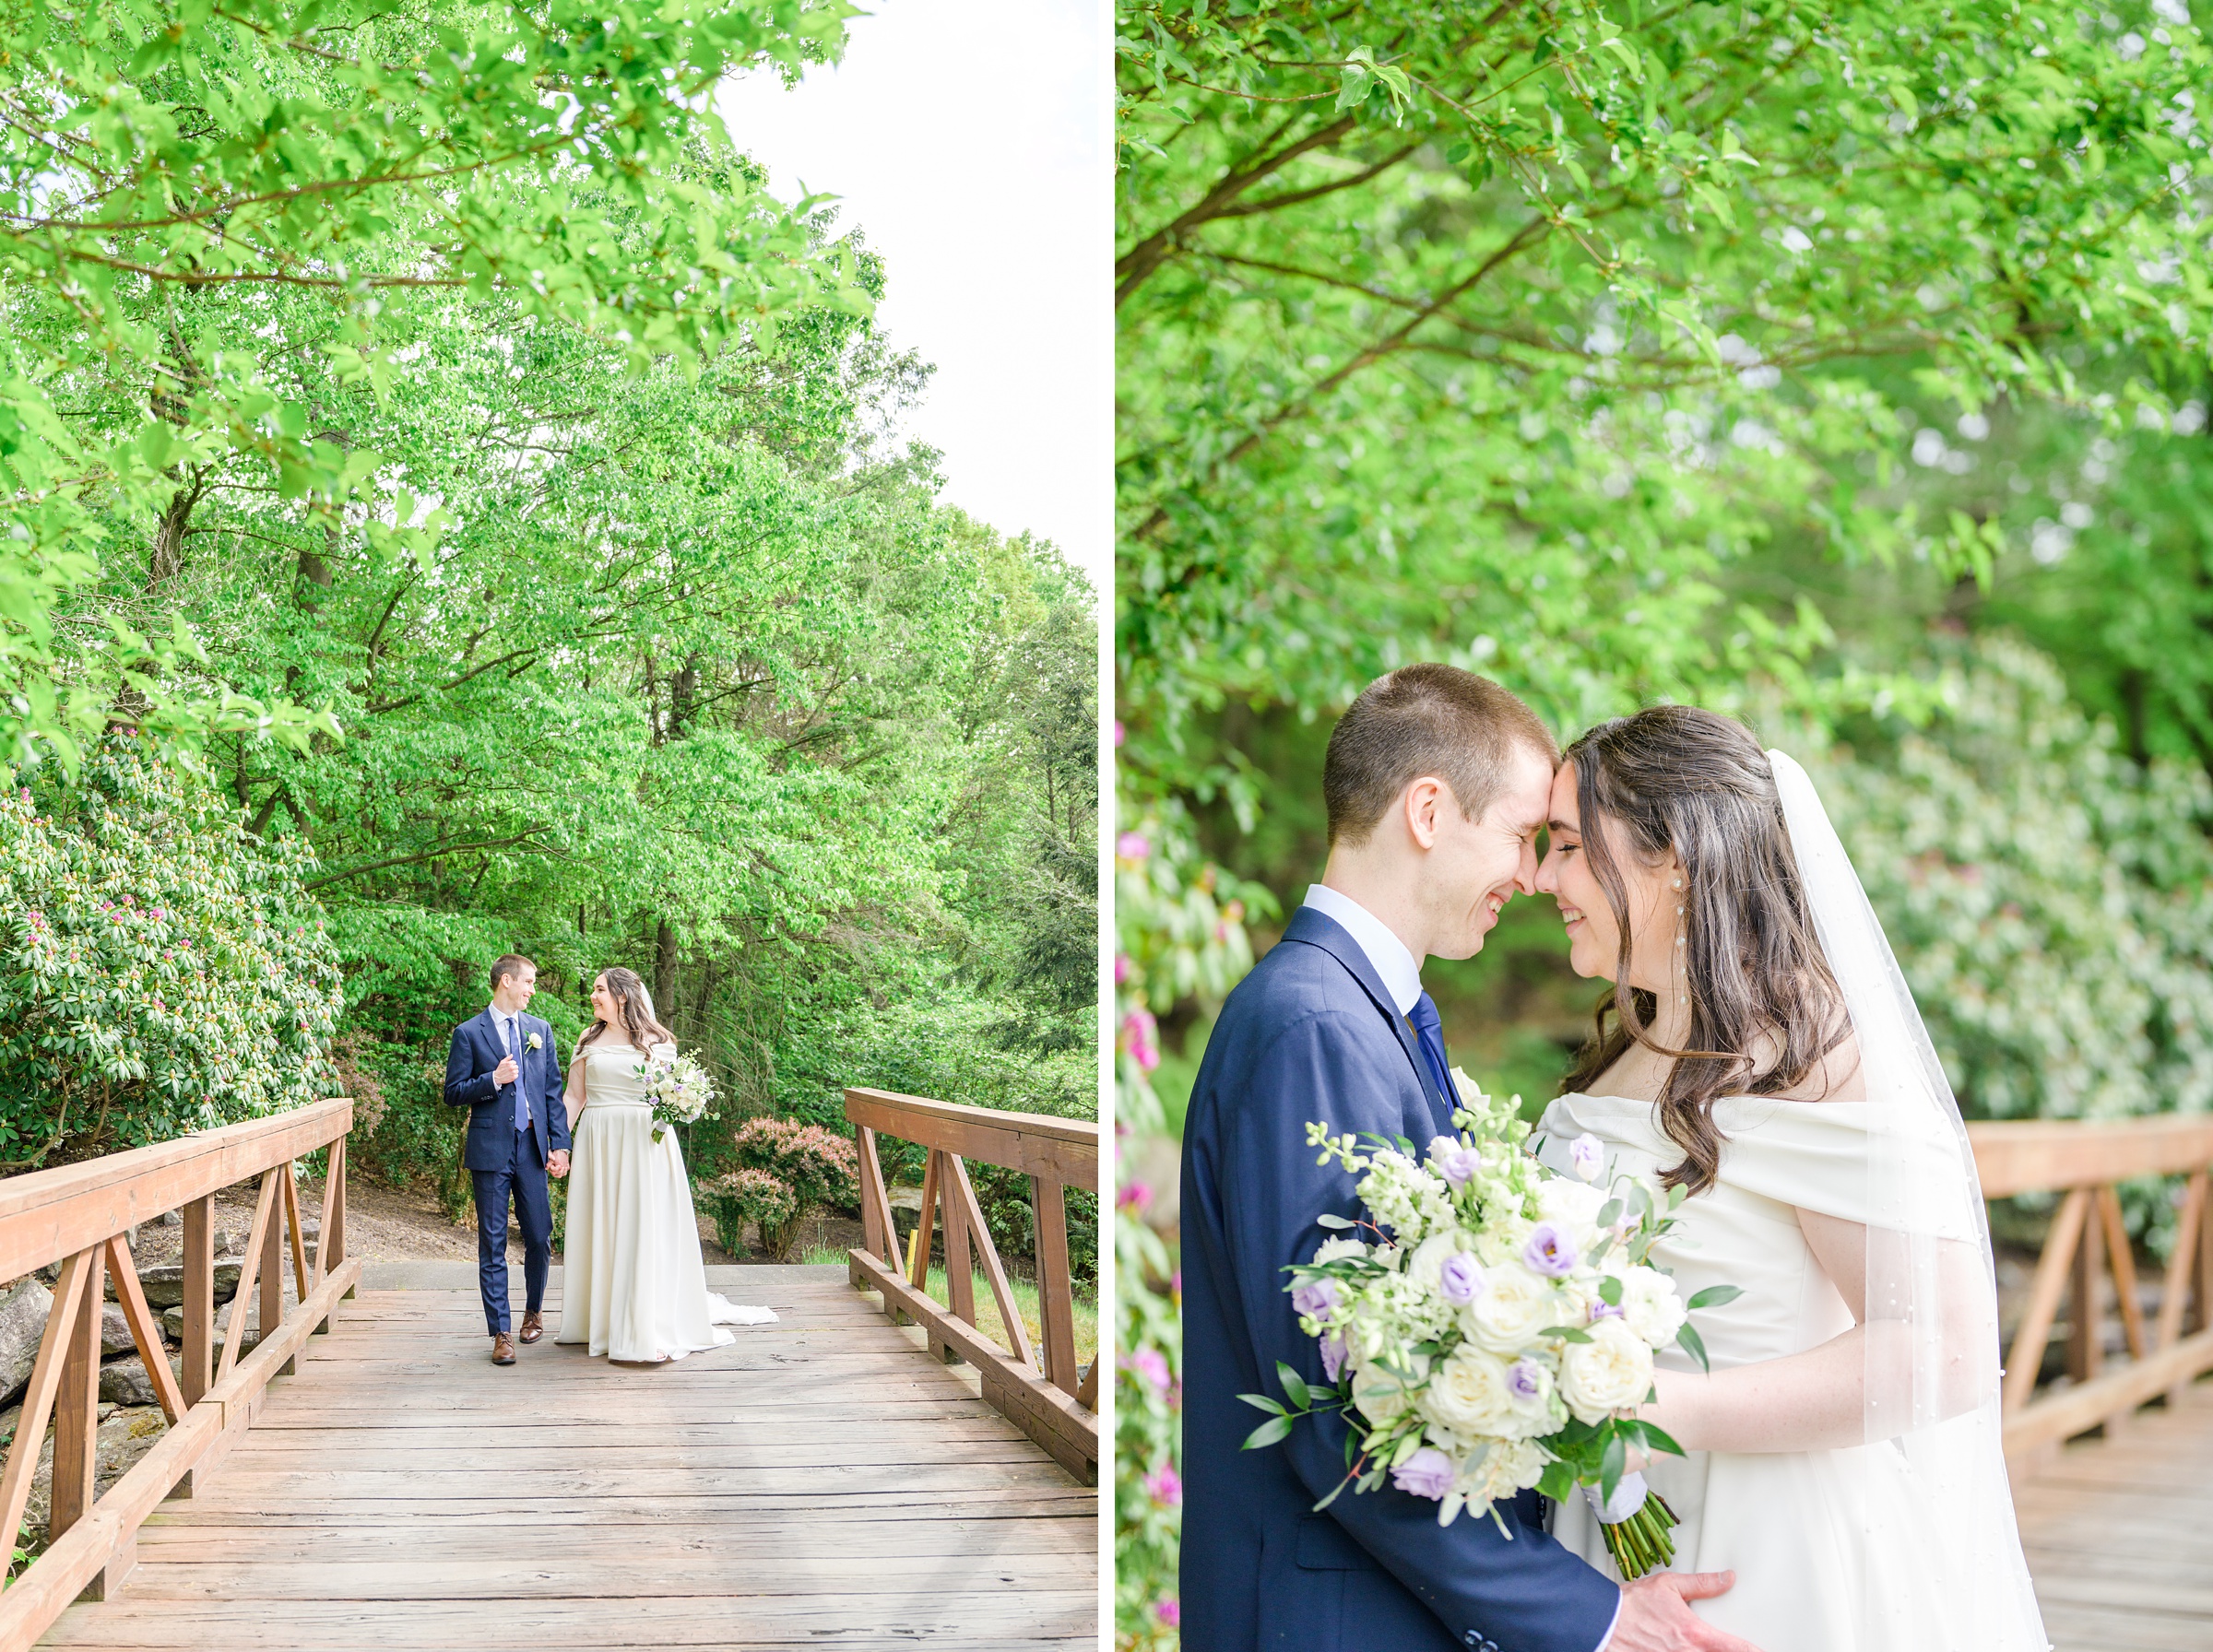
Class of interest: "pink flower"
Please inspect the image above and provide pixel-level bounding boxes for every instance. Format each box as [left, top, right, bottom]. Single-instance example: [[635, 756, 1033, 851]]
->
[[1115, 832, 1151, 863], [1112, 720, 1126, 748], [1144, 1465, 1182, 1507], [1156, 1600, 1181, 1629], [1121, 1007, 1160, 1071], [1118, 1180, 1152, 1212], [1113, 952, 1132, 985], [1125, 1348, 1172, 1390]]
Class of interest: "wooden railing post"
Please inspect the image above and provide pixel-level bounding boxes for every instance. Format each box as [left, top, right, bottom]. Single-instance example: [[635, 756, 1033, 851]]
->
[[180, 1196, 215, 1406], [332, 1136, 352, 1302], [2070, 1194, 2105, 1388], [1032, 1175, 1079, 1398]]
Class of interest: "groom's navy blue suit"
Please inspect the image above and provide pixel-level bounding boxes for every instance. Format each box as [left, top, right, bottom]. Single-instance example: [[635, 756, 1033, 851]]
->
[[444, 1008, 571, 1337], [1180, 907, 1620, 1652]]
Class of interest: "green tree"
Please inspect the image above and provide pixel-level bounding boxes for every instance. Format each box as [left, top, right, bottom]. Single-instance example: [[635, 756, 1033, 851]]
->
[[0, 0, 863, 770]]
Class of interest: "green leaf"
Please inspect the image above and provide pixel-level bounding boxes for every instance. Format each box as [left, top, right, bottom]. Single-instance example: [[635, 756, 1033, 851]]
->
[[1239, 1393, 1287, 1415], [1243, 1414, 1296, 1449], [1676, 1322, 1712, 1374], [1686, 1284, 1743, 1311], [1277, 1363, 1312, 1411]]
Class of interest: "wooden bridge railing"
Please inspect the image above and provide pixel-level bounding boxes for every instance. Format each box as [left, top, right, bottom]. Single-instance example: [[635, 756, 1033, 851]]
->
[[845, 1088, 1098, 1481], [0, 1098, 357, 1648], [1969, 1115, 2213, 1470]]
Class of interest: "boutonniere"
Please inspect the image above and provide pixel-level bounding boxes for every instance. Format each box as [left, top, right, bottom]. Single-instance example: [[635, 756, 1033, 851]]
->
[[526, 1032, 543, 1052]]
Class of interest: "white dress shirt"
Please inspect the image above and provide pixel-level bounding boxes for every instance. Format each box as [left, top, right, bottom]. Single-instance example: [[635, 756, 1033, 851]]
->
[[1297, 886, 1623, 1652], [1300, 884, 1424, 1014], [487, 1003, 531, 1127]]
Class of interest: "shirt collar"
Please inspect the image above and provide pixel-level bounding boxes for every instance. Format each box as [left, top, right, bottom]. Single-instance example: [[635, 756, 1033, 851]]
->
[[1300, 884, 1424, 1015]]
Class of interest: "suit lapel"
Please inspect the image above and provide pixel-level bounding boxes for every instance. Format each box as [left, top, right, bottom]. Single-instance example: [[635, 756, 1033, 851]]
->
[[1276, 906, 1450, 1120]]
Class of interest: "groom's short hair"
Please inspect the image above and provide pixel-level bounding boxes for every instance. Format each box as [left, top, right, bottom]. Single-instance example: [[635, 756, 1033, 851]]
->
[[489, 953, 535, 992], [1324, 665, 1558, 845]]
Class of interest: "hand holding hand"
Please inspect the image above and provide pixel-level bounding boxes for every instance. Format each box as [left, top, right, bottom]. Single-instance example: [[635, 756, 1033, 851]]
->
[[493, 1054, 520, 1087], [548, 1150, 570, 1180], [1609, 1572, 1760, 1652]]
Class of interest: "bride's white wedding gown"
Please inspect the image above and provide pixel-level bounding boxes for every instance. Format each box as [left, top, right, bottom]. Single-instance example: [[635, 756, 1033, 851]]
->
[[1534, 1092, 2045, 1652], [558, 1040, 775, 1361]]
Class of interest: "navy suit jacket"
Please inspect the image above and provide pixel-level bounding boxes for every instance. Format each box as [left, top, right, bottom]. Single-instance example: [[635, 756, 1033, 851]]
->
[[443, 1009, 571, 1173], [1179, 906, 1619, 1652]]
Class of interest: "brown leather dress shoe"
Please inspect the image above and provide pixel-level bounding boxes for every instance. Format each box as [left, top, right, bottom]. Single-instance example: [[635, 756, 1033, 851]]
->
[[518, 1312, 544, 1345], [491, 1332, 516, 1365]]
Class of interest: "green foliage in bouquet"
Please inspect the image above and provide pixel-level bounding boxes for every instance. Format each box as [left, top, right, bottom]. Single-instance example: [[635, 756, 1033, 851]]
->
[[0, 743, 343, 1168]]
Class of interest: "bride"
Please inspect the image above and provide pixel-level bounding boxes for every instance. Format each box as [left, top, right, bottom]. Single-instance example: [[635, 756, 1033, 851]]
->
[[558, 966, 775, 1362], [1528, 706, 2046, 1651]]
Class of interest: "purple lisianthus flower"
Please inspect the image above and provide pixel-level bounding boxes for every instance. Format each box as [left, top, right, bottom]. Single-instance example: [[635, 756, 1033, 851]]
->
[[1145, 1465, 1183, 1507], [1522, 1221, 1579, 1278], [1391, 1446, 1456, 1501], [1438, 1252, 1485, 1306], [1432, 1142, 1484, 1188], [1291, 1279, 1341, 1321], [1320, 1330, 1349, 1383], [1588, 1299, 1625, 1322], [1506, 1359, 1547, 1403], [1568, 1132, 1604, 1181]]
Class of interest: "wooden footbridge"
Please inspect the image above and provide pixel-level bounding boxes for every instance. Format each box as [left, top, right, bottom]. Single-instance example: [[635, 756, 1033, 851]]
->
[[0, 1092, 1098, 1650], [1965, 1115, 2213, 1651]]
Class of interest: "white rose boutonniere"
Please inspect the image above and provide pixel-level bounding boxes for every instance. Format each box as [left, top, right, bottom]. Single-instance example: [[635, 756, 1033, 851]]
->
[[526, 1032, 542, 1052]]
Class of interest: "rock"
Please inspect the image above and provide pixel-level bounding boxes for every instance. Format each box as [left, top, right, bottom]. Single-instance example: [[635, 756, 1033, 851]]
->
[[0, 1279, 54, 1406], [14, 1405, 172, 1549], [98, 1354, 183, 1408], [112, 1258, 245, 1311], [155, 1210, 182, 1229], [160, 1287, 298, 1348], [100, 1304, 137, 1358]]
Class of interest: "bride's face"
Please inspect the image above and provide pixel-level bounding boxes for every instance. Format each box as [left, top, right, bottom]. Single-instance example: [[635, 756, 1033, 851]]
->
[[590, 976, 618, 1026], [1535, 765, 1680, 991]]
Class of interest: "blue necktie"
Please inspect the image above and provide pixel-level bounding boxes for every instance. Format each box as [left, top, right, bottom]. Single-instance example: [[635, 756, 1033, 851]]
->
[[1407, 992, 1454, 1107], [505, 1015, 530, 1134]]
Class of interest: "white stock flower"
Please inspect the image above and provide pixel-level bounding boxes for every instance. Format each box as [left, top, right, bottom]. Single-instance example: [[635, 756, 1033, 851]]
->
[[1557, 1318, 1657, 1423], [1358, 1150, 1448, 1241], [1420, 1345, 1521, 1438], [1313, 1236, 1369, 1267], [1463, 1438, 1549, 1506], [1462, 1262, 1556, 1353], [1620, 1267, 1688, 1349]]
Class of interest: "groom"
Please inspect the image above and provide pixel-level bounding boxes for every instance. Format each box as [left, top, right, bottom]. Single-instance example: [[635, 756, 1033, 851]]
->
[[444, 953, 571, 1365], [1180, 665, 1757, 1652]]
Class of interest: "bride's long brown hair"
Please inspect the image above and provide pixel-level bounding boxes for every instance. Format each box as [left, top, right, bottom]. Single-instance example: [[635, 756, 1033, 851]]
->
[[1559, 706, 1850, 1195], [577, 966, 676, 1053]]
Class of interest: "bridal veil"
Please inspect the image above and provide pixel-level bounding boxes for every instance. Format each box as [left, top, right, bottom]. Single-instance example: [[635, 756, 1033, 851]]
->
[[1767, 749, 2046, 1648]]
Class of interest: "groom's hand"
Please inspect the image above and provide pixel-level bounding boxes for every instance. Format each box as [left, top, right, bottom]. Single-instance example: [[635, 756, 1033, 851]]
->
[[547, 1150, 570, 1180], [492, 1055, 520, 1087], [1608, 1571, 1762, 1652]]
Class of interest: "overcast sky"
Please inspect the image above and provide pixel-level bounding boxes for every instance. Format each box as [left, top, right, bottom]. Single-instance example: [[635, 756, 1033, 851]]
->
[[717, 0, 1110, 584]]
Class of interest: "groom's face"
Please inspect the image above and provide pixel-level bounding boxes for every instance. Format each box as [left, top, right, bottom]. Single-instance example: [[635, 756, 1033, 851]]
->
[[1419, 744, 1555, 960]]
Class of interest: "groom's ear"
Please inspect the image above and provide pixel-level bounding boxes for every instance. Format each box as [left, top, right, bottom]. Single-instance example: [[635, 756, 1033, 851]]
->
[[1402, 775, 1452, 848]]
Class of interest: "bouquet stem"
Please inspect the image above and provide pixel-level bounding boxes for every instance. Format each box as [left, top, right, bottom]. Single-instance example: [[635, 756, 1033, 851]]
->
[[1600, 1492, 1678, 1582]]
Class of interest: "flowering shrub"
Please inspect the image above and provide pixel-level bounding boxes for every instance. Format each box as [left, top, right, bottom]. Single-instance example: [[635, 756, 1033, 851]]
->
[[716, 1115, 860, 1258], [0, 743, 344, 1166], [700, 1164, 799, 1257]]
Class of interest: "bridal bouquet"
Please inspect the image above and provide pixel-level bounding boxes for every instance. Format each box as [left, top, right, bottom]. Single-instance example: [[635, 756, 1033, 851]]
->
[[637, 1049, 717, 1143], [1243, 1070, 1736, 1580]]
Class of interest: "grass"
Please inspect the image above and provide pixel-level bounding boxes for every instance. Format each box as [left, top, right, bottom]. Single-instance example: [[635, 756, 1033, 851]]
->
[[799, 1244, 1098, 1366]]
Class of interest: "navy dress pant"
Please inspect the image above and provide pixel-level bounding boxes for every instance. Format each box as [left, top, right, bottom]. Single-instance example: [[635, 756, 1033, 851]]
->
[[472, 1127, 551, 1336]]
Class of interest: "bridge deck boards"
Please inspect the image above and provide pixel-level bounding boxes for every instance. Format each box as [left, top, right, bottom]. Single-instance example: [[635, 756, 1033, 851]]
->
[[40, 1268, 1095, 1650], [2017, 1375, 2213, 1651]]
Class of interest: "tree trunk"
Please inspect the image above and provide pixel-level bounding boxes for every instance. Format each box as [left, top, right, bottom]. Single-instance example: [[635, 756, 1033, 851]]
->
[[148, 487, 195, 585], [654, 919, 679, 1029]]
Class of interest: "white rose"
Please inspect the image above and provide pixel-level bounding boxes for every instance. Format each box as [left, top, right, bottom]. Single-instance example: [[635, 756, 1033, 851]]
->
[[1619, 1267, 1688, 1349], [1535, 1175, 1608, 1242], [1352, 1354, 1428, 1427], [1557, 1317, 1657, 1424], [1462, 1263, 1557, 1354], [1420, 1345, 1519, 1438], [1466, 1437, 1549, 1505], [1405, 1233, 1466, 1295]]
